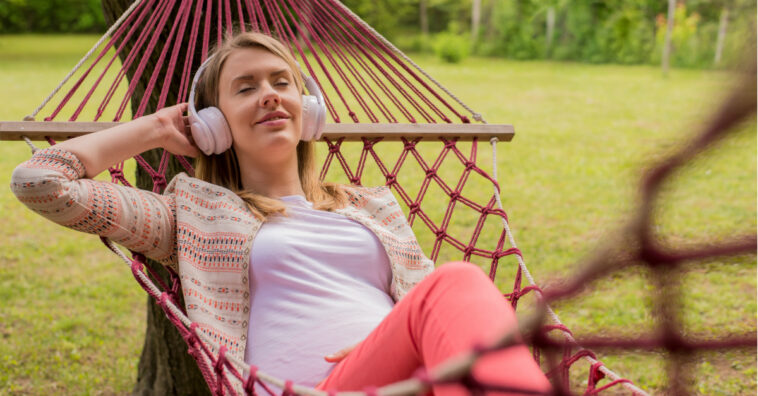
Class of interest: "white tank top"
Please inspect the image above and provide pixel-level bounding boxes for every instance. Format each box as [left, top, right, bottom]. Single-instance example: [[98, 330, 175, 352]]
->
[[245, 195, 394, 390]]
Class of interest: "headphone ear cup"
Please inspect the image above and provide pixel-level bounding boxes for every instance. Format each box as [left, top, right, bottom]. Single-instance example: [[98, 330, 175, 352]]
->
[[189, 112, 215, 156], [313, 98, 326, 140], [195, 107, 232, 154], [300, 75, 326, 141], [300, 95, 319, 141]]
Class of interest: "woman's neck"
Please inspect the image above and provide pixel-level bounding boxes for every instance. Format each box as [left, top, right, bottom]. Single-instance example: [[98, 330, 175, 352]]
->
[[238, 156, 305, 198]]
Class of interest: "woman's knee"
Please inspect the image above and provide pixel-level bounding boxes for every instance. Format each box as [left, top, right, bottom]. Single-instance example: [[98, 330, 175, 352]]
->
[[430, 261, 492, 286]]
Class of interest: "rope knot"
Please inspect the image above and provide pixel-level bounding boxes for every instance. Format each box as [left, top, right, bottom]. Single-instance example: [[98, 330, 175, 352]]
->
[[362, 139, 377, 149], [108, 168, 124, 180], [151, 174, 167, 191], [443, 140, 457, 149], [185, 324, 202, 359], [408, 203, 421, 215], [214, 346, 227, 374], [283, 380, 295, 396], [403, 140, 417, 150], [434, 229, 446, 239], [184, 322, 200, 347], [328, 145, 341, 154], [412, 367, 433, 385], [496, 247, 522, 259], [130, 258, 143, 273], [158, 292, 171, 309], [449, 191, 460, 201], [385, 174, 397, 185], [589, 362, 606, 387], [243, 366, 258, 393], [472, 113, 483, 122], [464, 161, 476, 170]]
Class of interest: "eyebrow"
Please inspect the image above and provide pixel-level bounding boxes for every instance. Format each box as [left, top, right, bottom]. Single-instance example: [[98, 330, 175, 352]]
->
[[231, 69, 290, 84]]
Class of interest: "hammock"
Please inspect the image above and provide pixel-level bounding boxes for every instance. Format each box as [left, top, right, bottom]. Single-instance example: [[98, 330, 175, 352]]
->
[[0, 0, 644, 394], [3, 0, 755, 395]]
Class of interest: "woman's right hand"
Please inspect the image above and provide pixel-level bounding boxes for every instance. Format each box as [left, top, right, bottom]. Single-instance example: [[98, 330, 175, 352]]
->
[[153, 102, 202, 158]]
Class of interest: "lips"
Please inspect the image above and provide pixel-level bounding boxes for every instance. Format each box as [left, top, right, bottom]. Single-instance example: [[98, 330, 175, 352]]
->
[[256, 111, 290, 124]]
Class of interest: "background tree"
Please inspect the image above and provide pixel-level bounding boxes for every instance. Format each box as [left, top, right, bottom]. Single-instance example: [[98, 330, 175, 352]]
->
[[663, 0, 676, 76], [101, 0, 209, 394]]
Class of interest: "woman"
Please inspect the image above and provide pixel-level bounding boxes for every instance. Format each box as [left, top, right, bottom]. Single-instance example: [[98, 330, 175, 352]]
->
[[11, 32, 551, 395]]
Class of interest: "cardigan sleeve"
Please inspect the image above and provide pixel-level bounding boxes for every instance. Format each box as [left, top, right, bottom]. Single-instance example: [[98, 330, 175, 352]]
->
[[10, 147, 178, 269]]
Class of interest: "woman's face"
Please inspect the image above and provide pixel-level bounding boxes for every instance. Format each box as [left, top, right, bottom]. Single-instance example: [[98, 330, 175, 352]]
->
[[217, 47, 302, 166]]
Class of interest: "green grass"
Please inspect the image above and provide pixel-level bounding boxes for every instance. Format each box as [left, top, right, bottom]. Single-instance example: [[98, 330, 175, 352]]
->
[[0, 34, 755, 394]]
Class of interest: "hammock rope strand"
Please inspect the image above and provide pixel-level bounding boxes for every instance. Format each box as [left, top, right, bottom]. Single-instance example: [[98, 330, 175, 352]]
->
[[25, 0, 143, 121]]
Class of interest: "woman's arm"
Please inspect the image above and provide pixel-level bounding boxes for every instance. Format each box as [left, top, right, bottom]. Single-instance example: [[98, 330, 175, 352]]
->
[[53, 103, 200, 177], [10, 103, 200, 268]]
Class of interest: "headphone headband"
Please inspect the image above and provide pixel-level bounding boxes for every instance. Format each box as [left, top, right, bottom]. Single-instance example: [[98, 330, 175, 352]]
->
[[188, 55, 215, 121]]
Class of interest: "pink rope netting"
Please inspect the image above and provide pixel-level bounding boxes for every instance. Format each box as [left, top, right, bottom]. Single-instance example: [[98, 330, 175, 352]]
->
[[31, 0, 756, 395]]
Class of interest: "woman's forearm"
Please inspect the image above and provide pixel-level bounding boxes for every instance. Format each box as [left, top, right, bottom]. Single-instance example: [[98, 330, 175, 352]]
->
[[53, 115, 163, 178]]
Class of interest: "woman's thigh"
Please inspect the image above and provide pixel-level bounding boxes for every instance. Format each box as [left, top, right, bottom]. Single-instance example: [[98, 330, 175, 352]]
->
[[315, 262, 547, 394]]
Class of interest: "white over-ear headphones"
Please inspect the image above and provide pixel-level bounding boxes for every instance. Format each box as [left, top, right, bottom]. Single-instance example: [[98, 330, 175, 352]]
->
[[188, 54, 327, 156]]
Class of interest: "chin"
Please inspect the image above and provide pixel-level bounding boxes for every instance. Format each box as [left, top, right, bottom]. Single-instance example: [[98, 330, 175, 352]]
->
[[261, 134, 299, 156]]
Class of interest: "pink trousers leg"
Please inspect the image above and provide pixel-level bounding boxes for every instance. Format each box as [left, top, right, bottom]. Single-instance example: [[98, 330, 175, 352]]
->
[[315, 262, 551, 395]]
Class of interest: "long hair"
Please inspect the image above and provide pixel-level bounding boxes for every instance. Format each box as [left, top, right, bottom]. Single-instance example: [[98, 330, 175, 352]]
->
[[193, 32, 346, 220]]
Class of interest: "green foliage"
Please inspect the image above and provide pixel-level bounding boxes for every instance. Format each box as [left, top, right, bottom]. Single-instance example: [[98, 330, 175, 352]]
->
[[344, 0, 756, 69], [0, 0, 755, 69], [434, 32, 469, 63], [394, 33, 434, 54], [652, 3, 710, 67], [340, 0, 417, 41], [0, 0, 105, 33]]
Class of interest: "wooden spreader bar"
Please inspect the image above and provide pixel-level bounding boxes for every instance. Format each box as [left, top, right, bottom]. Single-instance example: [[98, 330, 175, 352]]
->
[[0, 121, 513, 142]]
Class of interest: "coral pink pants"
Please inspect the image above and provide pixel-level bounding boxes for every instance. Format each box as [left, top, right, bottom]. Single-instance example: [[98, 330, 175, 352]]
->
[[315, 262, 552, 395]]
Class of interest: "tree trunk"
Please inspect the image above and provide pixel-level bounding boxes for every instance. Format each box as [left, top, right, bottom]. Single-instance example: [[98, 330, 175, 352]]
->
[[545, 6, 555, 56], [714, 7, 729, 65], [101, 1, 211, 394], [483, 0, 496, 42], [420, 0, 428, 37], [471, 0, 481, 42], [662, 0, 676, 76]]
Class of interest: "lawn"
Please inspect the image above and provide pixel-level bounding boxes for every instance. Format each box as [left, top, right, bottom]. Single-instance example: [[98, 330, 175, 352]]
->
[[0, 34, 755, 395]]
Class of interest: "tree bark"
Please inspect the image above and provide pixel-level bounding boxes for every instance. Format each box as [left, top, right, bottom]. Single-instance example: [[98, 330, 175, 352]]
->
[[483, 0, 496, 42], [471, 0, 481, 42], [101, 0, 211, 394], [714, 7, 729, 65], [420, 0, 428, 37], [662, 0, 676, 76], [545, 6, 555, 56]]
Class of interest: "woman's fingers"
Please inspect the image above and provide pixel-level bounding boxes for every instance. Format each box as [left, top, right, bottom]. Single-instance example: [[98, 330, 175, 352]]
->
[[324, 343, 358, 363]]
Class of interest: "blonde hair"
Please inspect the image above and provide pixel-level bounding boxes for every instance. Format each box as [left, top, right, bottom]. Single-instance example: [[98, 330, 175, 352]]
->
[[193, 32, 346, 220]]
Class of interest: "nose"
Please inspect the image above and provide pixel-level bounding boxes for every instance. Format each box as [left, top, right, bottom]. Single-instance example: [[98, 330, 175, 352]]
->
[[259, 83, 281, 108]]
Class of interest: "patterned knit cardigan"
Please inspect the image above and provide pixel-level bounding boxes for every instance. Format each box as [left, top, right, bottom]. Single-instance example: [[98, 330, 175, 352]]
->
[[11, 147, 435, 361]]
